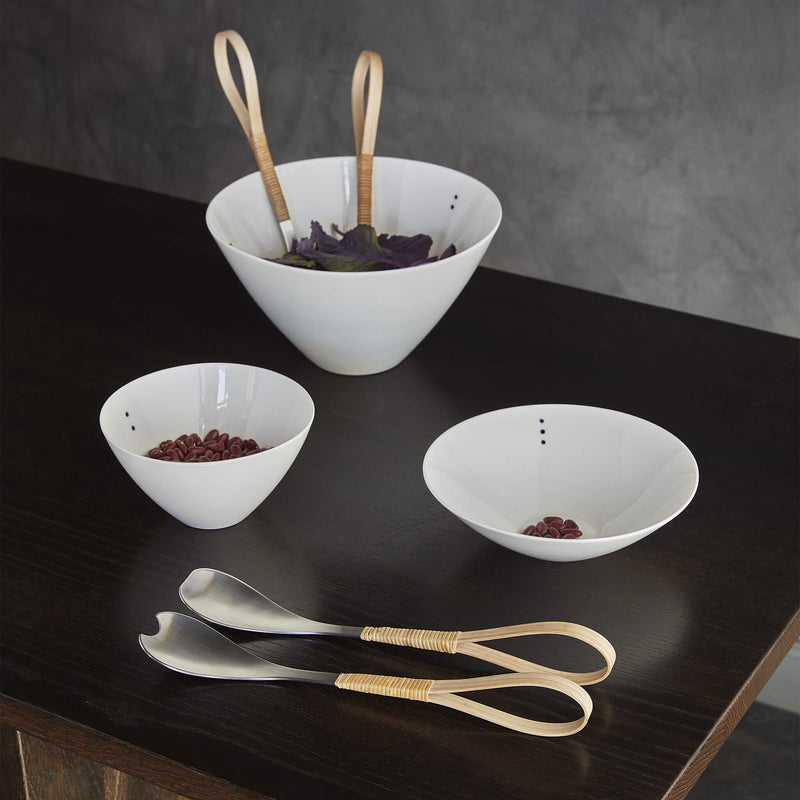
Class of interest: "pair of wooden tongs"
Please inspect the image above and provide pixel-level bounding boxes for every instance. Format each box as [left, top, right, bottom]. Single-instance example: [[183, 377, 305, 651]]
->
[[213, 30, 383, 247]]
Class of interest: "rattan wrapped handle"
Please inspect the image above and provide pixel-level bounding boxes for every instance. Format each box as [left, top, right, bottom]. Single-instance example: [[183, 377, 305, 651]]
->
[[360, 621, 616, 685], [351, 50, 383, 225], [335, 670, 593, 736], [213, 30, 290, 224]]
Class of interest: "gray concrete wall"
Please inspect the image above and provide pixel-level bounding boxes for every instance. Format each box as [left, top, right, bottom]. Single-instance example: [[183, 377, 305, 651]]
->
[[2, 0, 797, 336]]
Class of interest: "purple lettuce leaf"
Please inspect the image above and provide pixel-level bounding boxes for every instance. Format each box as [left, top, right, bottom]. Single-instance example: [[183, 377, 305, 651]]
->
[[272, 221, 456, 272], [377, 232, 434, 267], [304, 224, 400, 272]]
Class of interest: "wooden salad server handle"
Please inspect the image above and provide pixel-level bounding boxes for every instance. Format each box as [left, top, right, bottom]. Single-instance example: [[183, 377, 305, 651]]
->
[[214, 29, 295, 249], [335, 669, 594, 736], [351, 50, 383, 226], [360, 621, 616, 686]]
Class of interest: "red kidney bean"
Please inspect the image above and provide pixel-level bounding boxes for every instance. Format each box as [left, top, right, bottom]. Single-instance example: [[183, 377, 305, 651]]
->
[[145, 431, 267, 462], [522, 516, 583, 539]]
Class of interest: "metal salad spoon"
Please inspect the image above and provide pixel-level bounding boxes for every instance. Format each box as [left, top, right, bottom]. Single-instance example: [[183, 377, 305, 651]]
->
[[178, 568, 616, 685], [139, 611, 594, 736]]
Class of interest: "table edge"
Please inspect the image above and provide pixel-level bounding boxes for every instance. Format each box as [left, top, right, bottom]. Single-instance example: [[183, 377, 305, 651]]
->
[[663, 608, 800, 800]]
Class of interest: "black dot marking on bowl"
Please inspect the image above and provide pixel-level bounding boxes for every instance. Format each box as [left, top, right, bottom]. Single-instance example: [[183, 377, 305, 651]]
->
[[541, 440, 546, 445], [125, 411, 129, 417], [540, 429, 545, 434], [450, 204, 455, 210], [131, 425, 136, 431], [539, 418, 544, 423]]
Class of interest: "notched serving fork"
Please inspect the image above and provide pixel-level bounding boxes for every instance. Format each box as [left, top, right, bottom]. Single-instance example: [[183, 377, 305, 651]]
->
[[140, 611, 594, 736]]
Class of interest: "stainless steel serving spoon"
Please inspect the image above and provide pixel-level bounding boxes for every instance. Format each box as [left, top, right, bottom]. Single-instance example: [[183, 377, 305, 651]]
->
[[179, 568, 616, 685], [139, 611, 593, 736]]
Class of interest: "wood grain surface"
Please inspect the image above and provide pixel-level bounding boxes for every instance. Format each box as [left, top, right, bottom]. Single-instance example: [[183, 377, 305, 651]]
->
[[1, 159, 797, 800], [1, 722, 192, 800]]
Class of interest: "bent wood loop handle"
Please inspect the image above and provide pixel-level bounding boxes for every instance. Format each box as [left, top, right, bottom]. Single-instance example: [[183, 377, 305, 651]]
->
[[334, 671, 593, 736], [360, 621, 616, 686], [213, 30, 290, 223], [351, 50, 383, 225]]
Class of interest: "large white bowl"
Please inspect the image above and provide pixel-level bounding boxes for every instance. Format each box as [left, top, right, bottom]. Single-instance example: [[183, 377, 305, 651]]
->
[[99, 363, 314, 529], [423, 405, 699, 562], [206, 156, 502, 375]]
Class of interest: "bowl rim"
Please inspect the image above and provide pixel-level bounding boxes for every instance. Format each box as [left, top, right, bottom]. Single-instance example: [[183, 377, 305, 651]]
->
[[99, 362, 315, 466], [422, 403, 700, 545], [205, 155, 503, 278]]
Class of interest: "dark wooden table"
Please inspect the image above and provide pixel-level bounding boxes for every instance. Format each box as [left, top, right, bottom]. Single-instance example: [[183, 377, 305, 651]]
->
[[1, 158, 798, 800]]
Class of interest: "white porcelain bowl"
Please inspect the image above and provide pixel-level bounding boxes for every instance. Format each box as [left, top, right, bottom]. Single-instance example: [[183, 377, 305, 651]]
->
[[423, 404, 699, 562], [99, 363, 314, 529], [206, 156, 502, 375]]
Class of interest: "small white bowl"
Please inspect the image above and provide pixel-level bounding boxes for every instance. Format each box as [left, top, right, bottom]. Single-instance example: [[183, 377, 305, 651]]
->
[[99, 363, 314, 529], [206, 156, 502, 375], [422, 404, 699, 562]]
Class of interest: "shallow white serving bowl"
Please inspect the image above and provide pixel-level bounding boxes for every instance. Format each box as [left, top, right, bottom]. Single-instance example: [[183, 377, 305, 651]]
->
[[206, 156, 502, 375], [99, 363, 314, 530], [422, 404, 699, 562]]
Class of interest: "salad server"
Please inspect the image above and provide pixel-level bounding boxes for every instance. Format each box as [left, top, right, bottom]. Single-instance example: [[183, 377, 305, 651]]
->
[[179, 568, 616, 685], [140, 611, 594, 736]]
